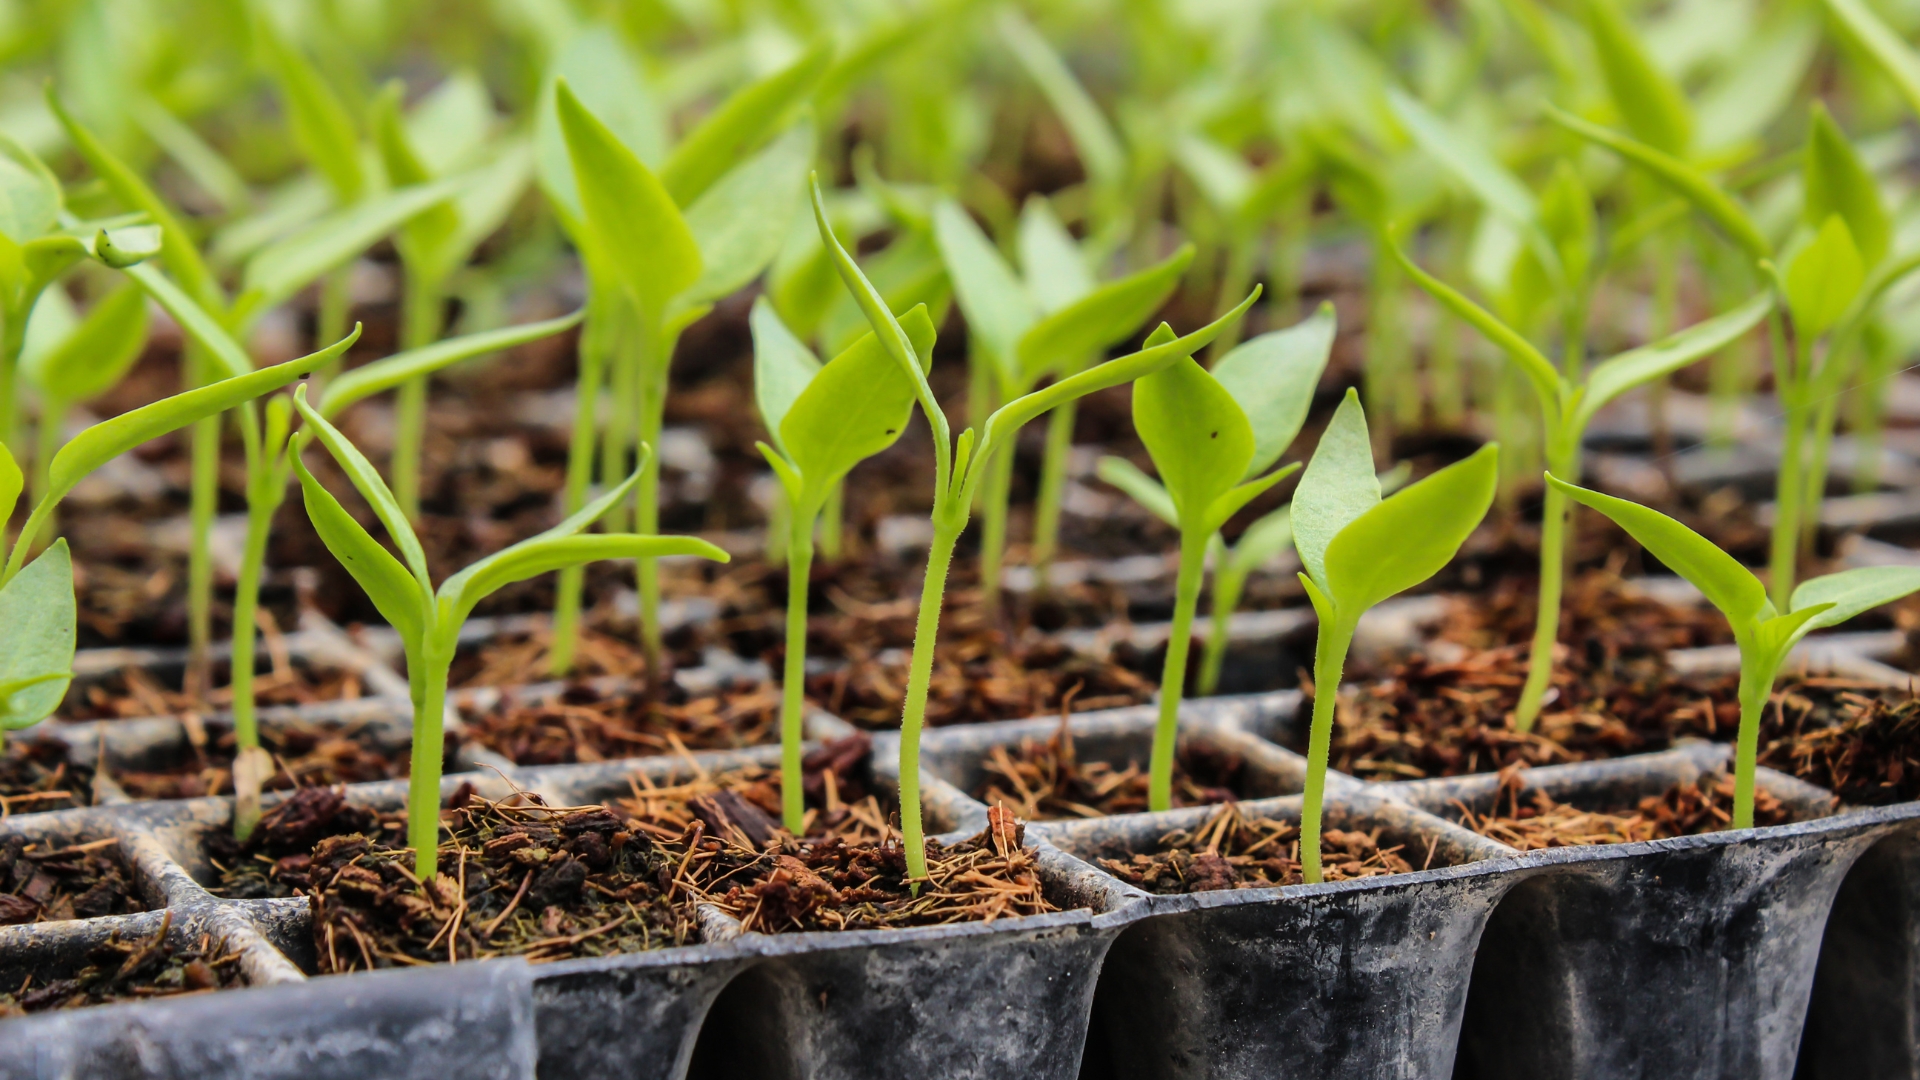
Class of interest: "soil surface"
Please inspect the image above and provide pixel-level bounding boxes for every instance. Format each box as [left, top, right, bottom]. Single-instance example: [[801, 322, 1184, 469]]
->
[[207, 785, 408, 899], [462, 679, 778, 764], [1755, 679, 1920, 806], [970, 707, 1248, 819], [1452, 767, 1795, 849], [1095, 803, 1421, 893], [106, 722, 429, 801], [0, 916, 242, 1014], [63, 658, 369, 722], [0, 741, 93, 815], [0, 835, 146, 924]]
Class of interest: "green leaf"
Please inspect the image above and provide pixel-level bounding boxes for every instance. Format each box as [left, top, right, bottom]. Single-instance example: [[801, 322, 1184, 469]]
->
[[28, 283, 148, 405], [0, 135, 59, 244], [535, 28, 668, 226], [1015, 246, 1192, 383], [1390, 238, 1565, 419], [317, 310, 586, 420], [1575, 291, 1773, 431], [123, 263, 250, 381], [1540, 161, 1596, 288], [1095, 455, 1177, 527], [556, 80, 701, 321], [93, 225, 161, 269], [1017, 197, 1095, 314], [1211, 302, 1336, 479], [1695, 14, 1820, 152], [289, 380, 429, 590], [1790, 565, 1920, 633], [1582, 0, 1692, 157], [373, 83, 461, 275], [751, 297, 821, 458], [682, 123, 813, 306], [0, 540, 73, 730], [1786, 216, 1866, 339], [1387, 88, 1538, 229], [660, 40, 832, 207], [444, 535, 729, 626], [997, 8, 1126, 193], [1204, 463, 1302, 535], [1824, 0, 1920, 122], [810, 177, 936, 417], [1755, 604, 1836, 663], [1803, 103, 1890, 269], [1226, 505, 1295, 575], [1172, 134, 1256, 216], [256, 18, 364, 202], [1133, 355, 1255, 528], [1547, 473, 1769, 624], [1291, 388, 1380, 590], [1324, 444, 1498, 614], [0, 441, 21, 522], [406, 70, 494, 175], [1545, 106, 1770, 261], [780, 306, 936, 511], [932, 200, 1037, 376], [290, 450, 427, 656]]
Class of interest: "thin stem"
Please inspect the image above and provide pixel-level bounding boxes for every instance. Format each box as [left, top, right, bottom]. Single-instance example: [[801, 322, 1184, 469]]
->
[[897, 515, 963, 886], [819, 481, 844, 562], [1031, 395, 1076, 587], [780, 519, 815, 833], [410, 634, 453, 880], [1204, 238, 1257, 364], [1732, 655, 1773, 830], [0, 304, 26, 456], [1199, 560, 1249, 697], [1300, 615, 1356, 884], [228, 487, 277, 755], [634, 324, 669, 677], [31, 401, 61, 538], [978, 433, 1016, 621], [551, 290, 614, 677], [1513, 467, 1571, 732], [391, 271, 442, 523], [967, 356, 995, 516], [186, 341, 219, 703], [1770, 385, 1810, 608], [1149, 534, 1209, 811]]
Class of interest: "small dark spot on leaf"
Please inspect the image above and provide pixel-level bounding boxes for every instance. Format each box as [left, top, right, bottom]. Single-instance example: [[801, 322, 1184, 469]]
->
[[886, 429, 896, 435], [1210, 431, 1219, 439]]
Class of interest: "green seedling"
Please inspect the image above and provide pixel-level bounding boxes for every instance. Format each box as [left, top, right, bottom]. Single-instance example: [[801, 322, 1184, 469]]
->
[[544, 41, 823, 677], [20, 283, 150, 513], [290, 391, 728, 879], [1092, 305, 1335, 810], [1292, 391, 1497, 882], [1547, 474, 1920, 827], [1171, 132, 1319, 354], [817, 174, 1261, 884], [753, 297, 935, 832], [933, 196, 1189, 605]]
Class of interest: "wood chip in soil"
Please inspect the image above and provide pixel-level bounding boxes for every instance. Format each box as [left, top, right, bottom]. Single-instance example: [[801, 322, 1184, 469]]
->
[[0, 835, 146, 925], [0, 741, 92, 815], [464, 680, 778, 764], [207, 785, 406, 900], [1096, 803, 1418, 894], [0, 915, 242, 1015], [1453, 766, 1795, 850], [1753, 680, 1920, 806]]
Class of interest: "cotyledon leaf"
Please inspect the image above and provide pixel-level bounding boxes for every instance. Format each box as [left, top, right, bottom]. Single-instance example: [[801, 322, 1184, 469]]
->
[[1211, 303, 1336, 480], [0, 539, 74, 730], [318, 311, 585, 420], [751, 298, 821, 457], [1323, 445, 1498, 614], [1133, 355, 1255, 528], [1547, 473, 1769, 624], [1291, 388, 1381, 590]]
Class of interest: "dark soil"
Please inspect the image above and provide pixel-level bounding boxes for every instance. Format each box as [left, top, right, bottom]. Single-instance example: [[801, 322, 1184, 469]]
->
[[0, 741, 93, 815], [106, 721, 431, 802], [63, 657, 369, 722], [462, 679, 778, 764], [1095, 803, 1421, 894], [971, 709, 1248, 819], [1432, 568, 1733, 654], [0, 916, 242, 1014], [207, 785, 406, 900], [1453, 767, 1795, 849], [1755, 679, 1920, 806], [0, 835, 147, 925]]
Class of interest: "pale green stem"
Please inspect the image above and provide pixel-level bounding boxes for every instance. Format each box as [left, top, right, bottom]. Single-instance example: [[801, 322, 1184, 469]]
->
[[1852, 336, 1896, 494], [819, 481, 844, 562], [1513, 471, 1569, 732], [1801, 388, 1841, 559], [1204, 239, 1257, 365], [1301, 615, 1356, 884], [186, 344, 219, 702], [765, 484, 790, 569], [391, 271, 442, 523], [600, 329, 637, 532], [228, 485, 278, 755], [1199, 558, 1249, 698], [1031, 396, 1076, 586], [897, 516, 963, 886], [634, 325, 670, 677], [313, 266, 353, 388], [31, 401, 61, 540], [551, 293, 614, 677], [1148, 535, 1209, 811], [978, 432, 1016, 621], [1732, 655, 1773, 830], [0, 309, 24, 458], [967, 359, 995, 513], [409, 634, 453, 880], [1771, 391, 1810, 609], [780, 519, 815, 833]]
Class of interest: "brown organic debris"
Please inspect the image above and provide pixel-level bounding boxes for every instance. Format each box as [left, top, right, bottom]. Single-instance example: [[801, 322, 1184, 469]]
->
[[1753, 680, 1920, 806], [0, 741, 92, 816], [464, 680, 778, 765], [0, 915, 242, 1015], [1455, 766, 1794, 850], [1097, 804, 1414, 894], [973, 698, 1243, 819], [207, 785, 400, 899], [0, 835, 146, 925]]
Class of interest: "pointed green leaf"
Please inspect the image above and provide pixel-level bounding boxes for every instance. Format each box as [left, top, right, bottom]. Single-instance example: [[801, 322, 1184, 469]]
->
[[1095, 455, 1177, 527], [1324, 444, 1498, 614], [1583, 0, 1692, 156], [290, 451, 427, 655], [0, 441, 20, 522], [1134, 356, 1255, 527], [1695, 14, 1820, 152], [289, 381, 430, 590], [1786, 216, 1865, 339], [1225, 505, 1295, 575], [1390, 239, 1565, 419], [1540, 161, 1596, 287], [1292, 388, 1380, 590], [932, 200, 1037, 376], [683, 123, 813, 305], [0, 540, 73, 730], [810, 177, 937, 417], [1172, 134, 1256, 216], [1017, 197, 1094, 313], [1790, 565, 1920, 633], [406, 70, 494, 175], [317, 310, 586, 420], [997, 8, 1125, 192], [94, 225, 161, 269], [660, 41, 832, 207], [123, 262, 249, 380], [781, 305, 937, 510], [1804, 103, 1890, 269], [29, 283, 148, 404], [1387, 88, 1538, 228], [1016, 246, 1191, 383], [1824, 0, 1920, 122], [751, 297, 821, 457], [1756, 604, 1836, 663], [1211, 302, 1336, 479], [556, 80, 701, 320], [257, 19, 363, 202], [535, 28, 668, 226], [0, 135, 59, 244], [446, 535, 730, 625], [1547, 473, 1768, 624], [1576, 291, 1773, 431], [1205, 463, 1302, 535], [374, 84, 461, 277]]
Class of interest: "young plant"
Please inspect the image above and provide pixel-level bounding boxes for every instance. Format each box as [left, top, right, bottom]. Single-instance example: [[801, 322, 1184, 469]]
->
[[932, 196, 1189, 604], [1292, 391, 1498, 882], [817, 176, 1261, 884], [1097, 305, 1335, 810], [290, 391, 728, 879], [19, 283, 150, 511], [1547, 474, 1920, 827], [752, 297, 936, 832]]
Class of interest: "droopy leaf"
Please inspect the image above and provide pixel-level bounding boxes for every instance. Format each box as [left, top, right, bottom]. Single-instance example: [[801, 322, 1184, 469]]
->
[[1390, 240, 1564, 419], [1211, 302, 1336, 479], [1017, 197, 1095, 313], [660, 41, 832, 207], [556, 80, 701, 320], [1583, 0, 1692, 157], [1016, 246, 1192, 383], [1134, 356, 1254, 528], [1291, 388, 1380, 589], [781, 305, 936, 510], [30, 283, 148, 404], [1547, 473, 1769, 624], [122, 262, 247, 379], [1576, 291, 1773, 431], [751, 298, 821, 457], [1791, 566, 1920, 634], [1824, 0, 1920, 122], [932, 200, 1036, 376], [290, 382, 429, 589], [290, 451, 426, 655], [1786, 216, 1865, 339], [1324, 444, 1498, 614], [1804, 103, 1890, 269], [318, 311, 585, 419], [1387, 89, 1538, 230], [445, 535, 729, 625], [0, 540, 73, 730], [1095, 456, 1177, 527], [683, 123, 813, 306]]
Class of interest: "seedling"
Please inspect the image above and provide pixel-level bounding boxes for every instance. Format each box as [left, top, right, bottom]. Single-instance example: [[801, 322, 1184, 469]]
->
[[1291, 391, 1497, 882], [818, 175, 1260, 883], [19, 284, 149, 511], [290, 392, 729, 879], [1089, 305, 1334, 809], [1547, 474, 1920, 827], [753, 297, 936, 831], [933, 196, 1189, 604]]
